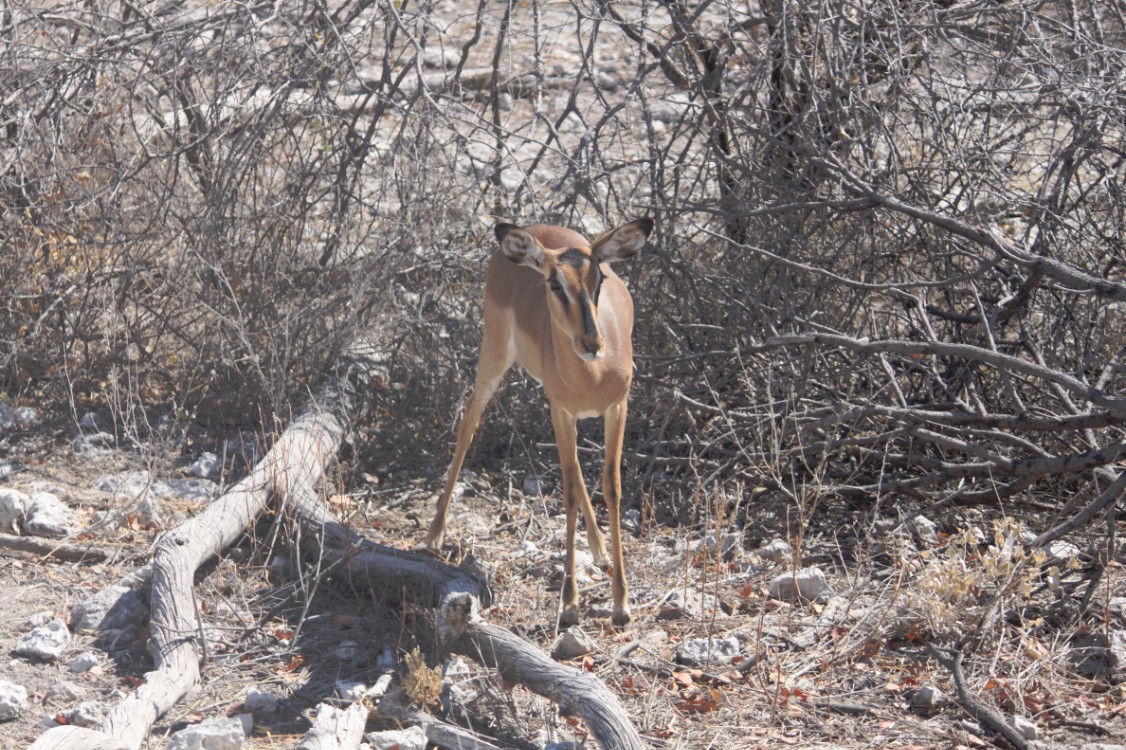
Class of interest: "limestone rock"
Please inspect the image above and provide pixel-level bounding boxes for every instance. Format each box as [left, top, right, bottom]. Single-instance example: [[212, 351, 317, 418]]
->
[[14, 618, 70, 660]]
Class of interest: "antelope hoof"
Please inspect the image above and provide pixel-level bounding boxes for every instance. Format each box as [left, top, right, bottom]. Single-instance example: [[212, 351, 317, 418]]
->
[[417, 540, 445, 559], [558, 605, 581, 628], [612, 608, 632, 627]]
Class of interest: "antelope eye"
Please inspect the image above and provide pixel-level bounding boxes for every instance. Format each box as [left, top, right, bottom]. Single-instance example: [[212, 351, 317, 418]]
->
[[548, 279, 564, 294]]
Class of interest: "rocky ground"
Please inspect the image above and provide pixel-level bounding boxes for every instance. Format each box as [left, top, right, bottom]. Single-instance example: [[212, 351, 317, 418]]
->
[[1, 398, 1125, 749]]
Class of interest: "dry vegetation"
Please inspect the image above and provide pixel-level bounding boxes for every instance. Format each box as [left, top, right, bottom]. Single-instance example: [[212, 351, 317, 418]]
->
[[2, 0, 1125, 748]]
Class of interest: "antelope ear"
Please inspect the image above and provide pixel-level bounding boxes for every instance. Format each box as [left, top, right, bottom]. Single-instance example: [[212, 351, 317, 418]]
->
[[590, 218, 653, 263], [496, 224, 547, 269]]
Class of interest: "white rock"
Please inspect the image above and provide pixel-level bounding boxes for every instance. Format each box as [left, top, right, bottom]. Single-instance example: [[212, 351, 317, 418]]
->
[[905, 514, 939, 542], [1, 404, 40, 430], [0, 488, 28, 531], [59, 700, 106, 728], [366, 726, 427, 750], [656, 589, 719, 620], [375, 643, 395, 670], [90, 507, 127, 530], [911, 685, 945, 707], [1009, 714, 1037, 740], [0, 680, 29, 720], [1047, 540, 1081, 563], [758, 539, 791, 564], [622, 507, 641, 533], [768, 567, 831, 602], [244, 688, 278, 713], [499, 167, 523, 192], [166, 715, 250, 750], [336, 680, 367, 702], [675, 636, 741, 667], [68, 651, 99, 673], [45, 680, 87, 704], [551, 627, 597, 660], [163, 478, 219, 502], [71, 585, 148, 633], [72, 431, 116, 452], [703, 531, 744, 560], [14, 618, 70, 660], [23, 491, 78, 538], [597, 71, 620, 91], [14, 405, 42, 427], [188, 452, 221, 479], [335, 640, 360, 661]]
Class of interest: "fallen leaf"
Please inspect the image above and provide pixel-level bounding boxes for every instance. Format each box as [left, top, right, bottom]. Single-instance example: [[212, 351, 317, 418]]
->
[[710, 670, 743, 685], [676, 694, 718, 714], [670, 671, 694, 688]]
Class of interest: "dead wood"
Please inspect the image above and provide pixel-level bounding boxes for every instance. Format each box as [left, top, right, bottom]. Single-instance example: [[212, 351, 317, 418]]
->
[[297, 703, 369, 750], [439, 592, 646, 750], [29, 339, 395, 750], [928, 644, 1031, 750], [284, 482, 491, 607], [0, 532, 112, 563], [372, 688, 507, 750], [27, 726, 128, 750]]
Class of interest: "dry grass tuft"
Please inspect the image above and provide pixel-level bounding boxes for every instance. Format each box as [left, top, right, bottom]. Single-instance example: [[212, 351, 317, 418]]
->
[[403, 646, 444, 708]]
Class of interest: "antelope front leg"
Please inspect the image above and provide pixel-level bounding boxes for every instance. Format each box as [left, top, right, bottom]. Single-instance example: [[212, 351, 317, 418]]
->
[[603, 399, 631, 626], [425, 386, 488, 552], [551, 406, 585, 627]]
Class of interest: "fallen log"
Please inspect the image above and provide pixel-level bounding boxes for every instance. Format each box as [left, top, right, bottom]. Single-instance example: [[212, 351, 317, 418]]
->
[[439, 592, 646, 750], [0, 531, 112, 563], [28, 726, 127, 750], [30, 336, 640, 750], [30, 340, 400, 750]]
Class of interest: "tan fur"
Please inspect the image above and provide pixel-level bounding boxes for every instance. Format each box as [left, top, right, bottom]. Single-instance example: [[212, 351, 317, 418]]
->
[[425, 218, 652, 626]]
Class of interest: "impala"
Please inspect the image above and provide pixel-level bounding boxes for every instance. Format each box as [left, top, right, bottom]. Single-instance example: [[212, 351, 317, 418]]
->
[[425, 218, 653, 627]]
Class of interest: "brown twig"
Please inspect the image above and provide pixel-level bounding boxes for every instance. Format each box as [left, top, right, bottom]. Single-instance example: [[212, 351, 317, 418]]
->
[[927, 643, 1030, 750]]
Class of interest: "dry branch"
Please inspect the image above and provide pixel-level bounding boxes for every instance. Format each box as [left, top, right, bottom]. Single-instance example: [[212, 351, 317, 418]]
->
[[439, 592, 646, 750], [759, 333, 1126, 418], [30, 340, 392, 750], [928, 644, 1031, 750], [0, 532, 112, 563]]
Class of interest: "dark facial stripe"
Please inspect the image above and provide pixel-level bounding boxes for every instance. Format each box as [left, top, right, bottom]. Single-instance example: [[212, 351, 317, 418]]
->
[[579, 289, 598, 337]]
